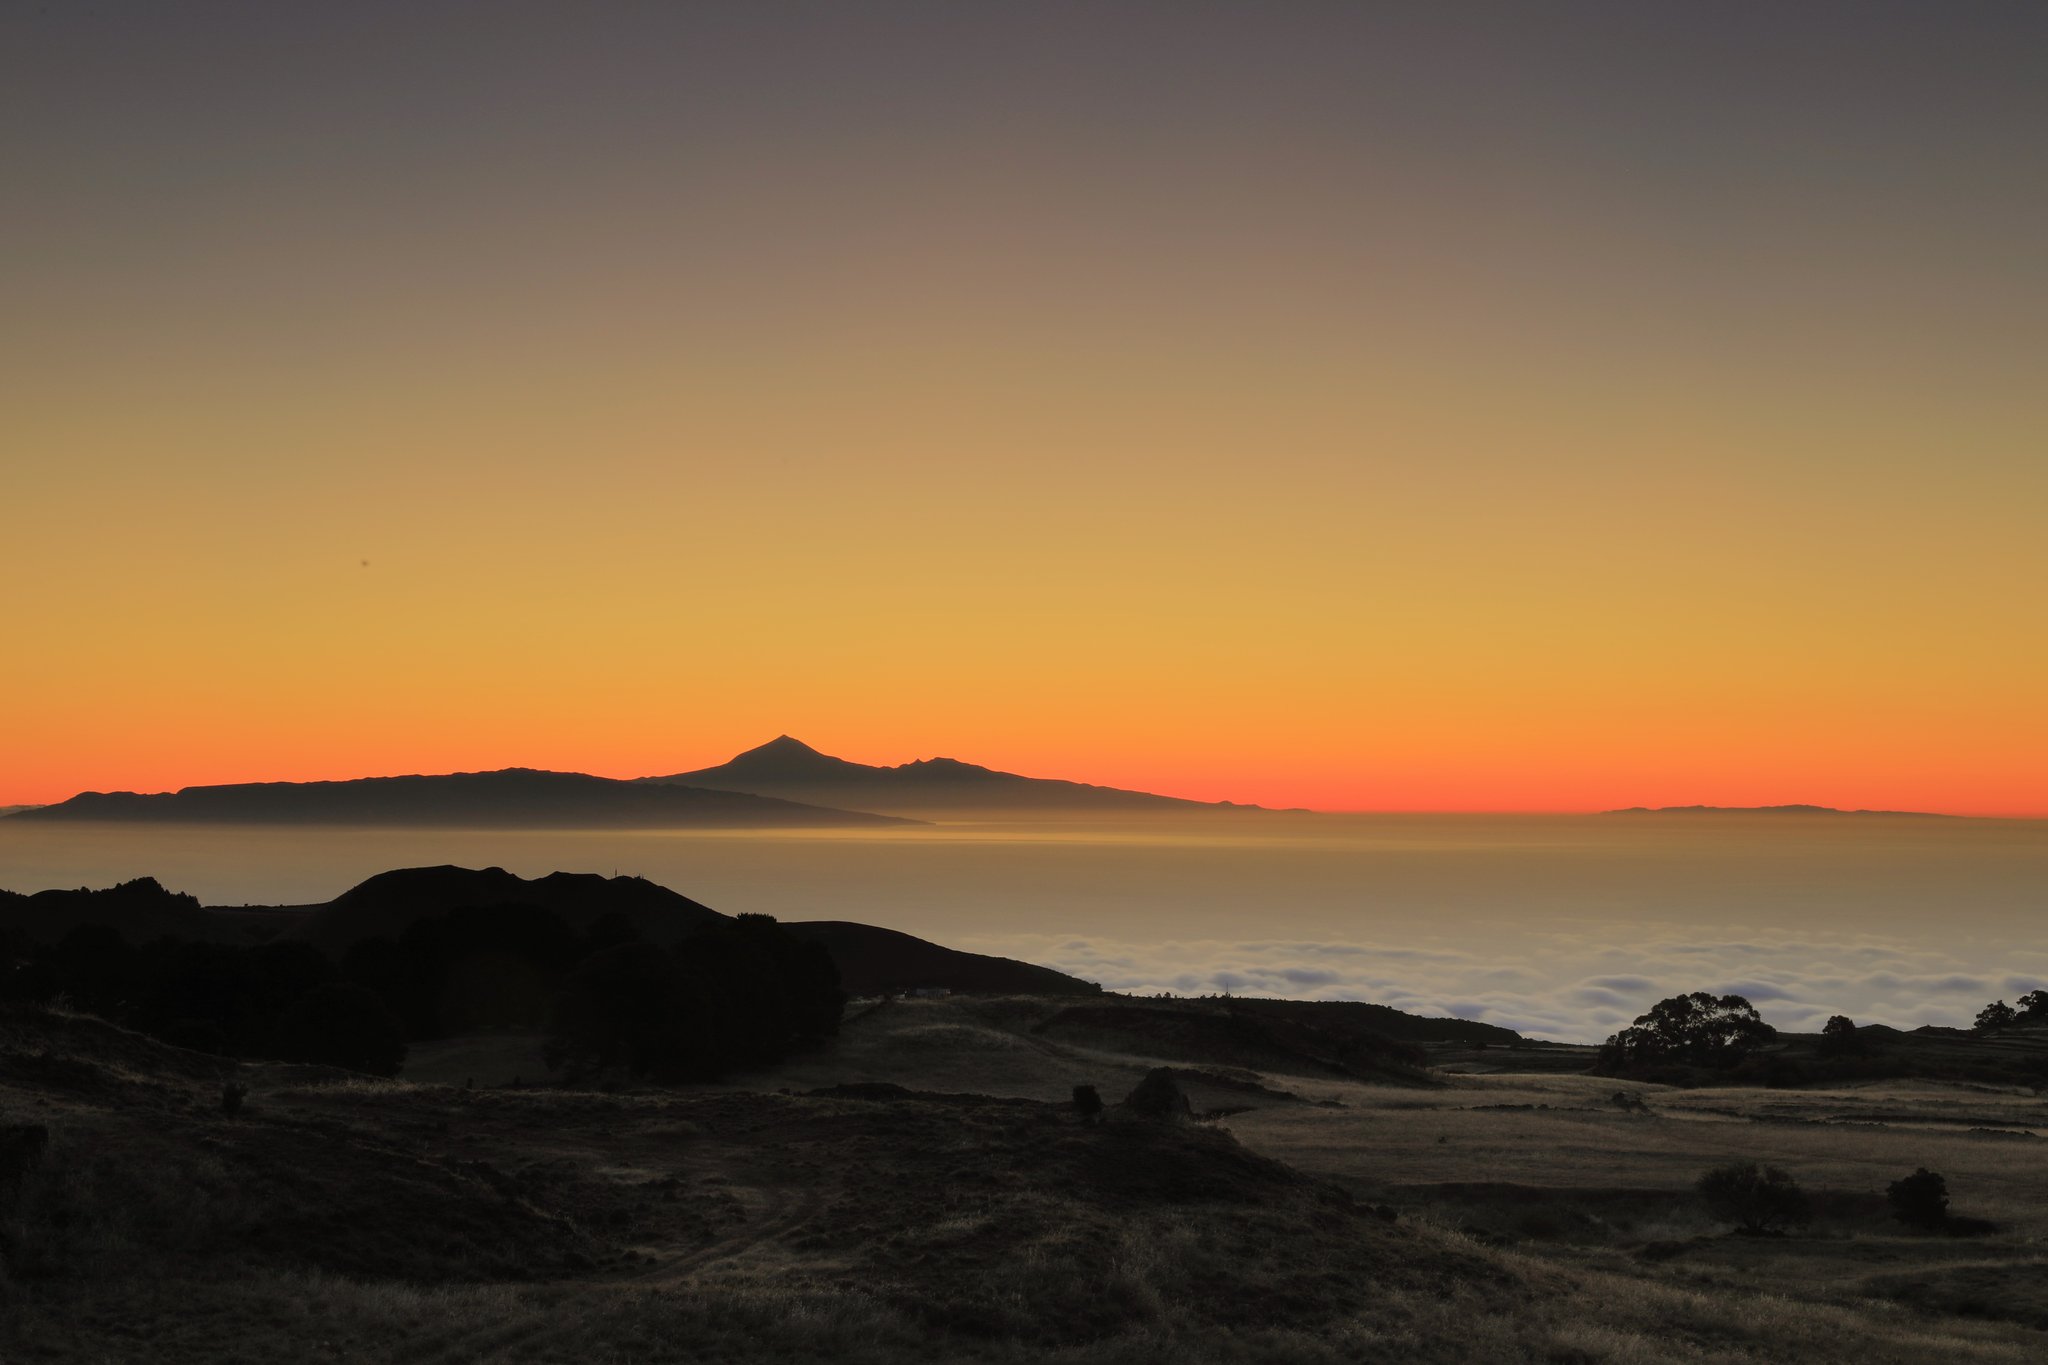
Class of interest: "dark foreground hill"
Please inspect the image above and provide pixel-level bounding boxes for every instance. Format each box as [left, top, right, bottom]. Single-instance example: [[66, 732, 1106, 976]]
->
[[272, 865, 730, 955], [0, 1003, 1493, 1363], [643, 734, 1298, 816], [11, 767, 915, 829], [1, 865, 1106, 1002], [0, 879, 249, 947], [5, 1004, 2034, 1363]]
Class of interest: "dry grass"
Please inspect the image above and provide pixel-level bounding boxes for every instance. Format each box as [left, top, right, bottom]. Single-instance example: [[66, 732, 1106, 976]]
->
[[6, 999, 2048, 1361]]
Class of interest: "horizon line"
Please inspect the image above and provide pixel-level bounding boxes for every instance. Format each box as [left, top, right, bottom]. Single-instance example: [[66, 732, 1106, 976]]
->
[[5, 761, 2039, 823]]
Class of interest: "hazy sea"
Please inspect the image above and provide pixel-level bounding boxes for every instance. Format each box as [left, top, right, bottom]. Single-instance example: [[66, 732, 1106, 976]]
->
[[3, 813, 2042, 1041]]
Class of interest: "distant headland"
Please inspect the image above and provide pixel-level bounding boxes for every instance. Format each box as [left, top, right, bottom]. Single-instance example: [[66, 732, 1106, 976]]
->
[[1603, 804, 1960, 818]]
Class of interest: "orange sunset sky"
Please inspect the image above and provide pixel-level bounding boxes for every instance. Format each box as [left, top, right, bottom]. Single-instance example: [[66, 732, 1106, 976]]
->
[[4, 4, 2045, 815]]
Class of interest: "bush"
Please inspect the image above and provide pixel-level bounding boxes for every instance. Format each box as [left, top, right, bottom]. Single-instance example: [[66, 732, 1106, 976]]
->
[[1886, 1168, 1949, 1229], [1695, 1161, 1812, 1235], [273, 983, 408, 1076]]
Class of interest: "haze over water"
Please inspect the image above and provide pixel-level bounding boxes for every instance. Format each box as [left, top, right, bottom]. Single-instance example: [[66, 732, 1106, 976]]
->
[[5, 813, 2040, 1042]]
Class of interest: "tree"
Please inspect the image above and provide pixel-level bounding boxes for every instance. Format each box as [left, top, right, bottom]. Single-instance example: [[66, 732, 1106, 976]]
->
[[1598, 993, 1777, 1073], [1819, 1014, 1860, 1055], [273, 982, 408, 1076], [2015, 990, 2048, 1024], [1695, 1161, 1812, 1235], [1886, 1168, 1949, 1229], [1976, 1000, 2017, 1034]]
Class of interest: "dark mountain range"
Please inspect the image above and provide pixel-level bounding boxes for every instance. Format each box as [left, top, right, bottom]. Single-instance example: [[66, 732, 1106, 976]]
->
[[1604, 804, 1957, 818], [643, 735, 1296, 816], [9, 768, 915, 829]]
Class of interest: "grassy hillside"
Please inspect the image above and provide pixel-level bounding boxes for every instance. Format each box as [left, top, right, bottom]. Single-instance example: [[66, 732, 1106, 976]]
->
[[5, 1000, 2047, 1361]]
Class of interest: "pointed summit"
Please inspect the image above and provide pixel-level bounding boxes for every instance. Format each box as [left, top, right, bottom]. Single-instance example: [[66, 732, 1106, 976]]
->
[[744, 735, 825, 758], [709, 735, 876, 783], [644, 739, 1296, 815]]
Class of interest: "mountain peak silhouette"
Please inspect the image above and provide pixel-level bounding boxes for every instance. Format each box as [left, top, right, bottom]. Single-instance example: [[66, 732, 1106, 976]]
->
[[648, 739, 1296, 815], [751, 735, 825, 757]]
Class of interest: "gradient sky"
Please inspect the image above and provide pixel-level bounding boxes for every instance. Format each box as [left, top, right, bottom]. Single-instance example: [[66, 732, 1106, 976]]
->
[[4, 2, 2045, 814]]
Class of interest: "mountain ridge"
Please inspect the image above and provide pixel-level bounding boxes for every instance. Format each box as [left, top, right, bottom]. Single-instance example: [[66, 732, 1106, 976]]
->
[[9, 767, 917, 829], [643, 735, 1301, 816]]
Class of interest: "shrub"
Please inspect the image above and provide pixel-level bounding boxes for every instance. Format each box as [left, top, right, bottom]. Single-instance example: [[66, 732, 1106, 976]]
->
[[1072, 1085, 1104, 1124], [1695, 1161, 1811, 1235], [1886, 1168, 1949, 1229]]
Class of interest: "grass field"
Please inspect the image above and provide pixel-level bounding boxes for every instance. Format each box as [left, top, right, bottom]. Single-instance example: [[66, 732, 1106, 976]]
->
[[4, 997, 2045, 1362]]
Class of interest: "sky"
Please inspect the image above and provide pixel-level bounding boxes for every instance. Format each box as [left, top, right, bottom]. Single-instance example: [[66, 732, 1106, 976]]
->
[[4, 2, 2045, 814]]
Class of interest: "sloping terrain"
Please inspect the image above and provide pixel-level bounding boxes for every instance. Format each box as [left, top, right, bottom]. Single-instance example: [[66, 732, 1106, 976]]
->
[[0, 1003, 1489, 1363], [5, 1004, 2044, 1362], [783, 920, 1101, 997]]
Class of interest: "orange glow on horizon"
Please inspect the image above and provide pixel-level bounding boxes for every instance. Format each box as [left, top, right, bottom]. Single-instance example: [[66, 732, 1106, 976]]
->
[[4, 8, 2044, 820]]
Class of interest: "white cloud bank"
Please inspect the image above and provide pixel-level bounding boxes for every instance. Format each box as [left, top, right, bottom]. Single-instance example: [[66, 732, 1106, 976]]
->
[[953, 930, 2046, 1043]]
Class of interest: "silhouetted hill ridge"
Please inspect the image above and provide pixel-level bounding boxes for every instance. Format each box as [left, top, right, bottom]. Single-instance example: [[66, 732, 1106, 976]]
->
[[0, 877, 246, 945], [782, 920, 1100, 997], [0, 866, 1107, 1000]]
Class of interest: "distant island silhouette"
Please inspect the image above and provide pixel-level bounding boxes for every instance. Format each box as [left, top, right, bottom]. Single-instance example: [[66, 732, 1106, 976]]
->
[[1603, 804, 1959, 818], [8, 768, 916, 829], [643, 735, 1300, 816]]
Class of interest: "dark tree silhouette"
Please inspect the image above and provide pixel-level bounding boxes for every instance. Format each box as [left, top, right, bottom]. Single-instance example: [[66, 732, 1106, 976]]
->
[[1696, 1161, 1811, 1234], [1886, 1168, 1949, 1229], [1598, 993, 1777, 1073], [1819, 1014, 1860, 1055], [2015, 990, 2048, 1023], [1975, 1000, 2017, 1034]]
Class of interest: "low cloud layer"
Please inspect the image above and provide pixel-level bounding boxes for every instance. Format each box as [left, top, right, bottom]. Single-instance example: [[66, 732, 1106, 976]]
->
[[956, 930, 2042, 1043]]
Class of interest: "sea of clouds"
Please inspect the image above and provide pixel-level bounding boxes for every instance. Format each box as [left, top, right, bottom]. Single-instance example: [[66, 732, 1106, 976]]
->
[[959, 929, 2048, 1042]]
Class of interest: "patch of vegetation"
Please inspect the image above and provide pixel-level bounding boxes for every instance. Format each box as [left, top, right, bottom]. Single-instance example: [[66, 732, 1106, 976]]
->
[[1886, 1167, 1949, 1229], [1694, 1161, 1812, 1235], [1596, 993, 1776, 1078]]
